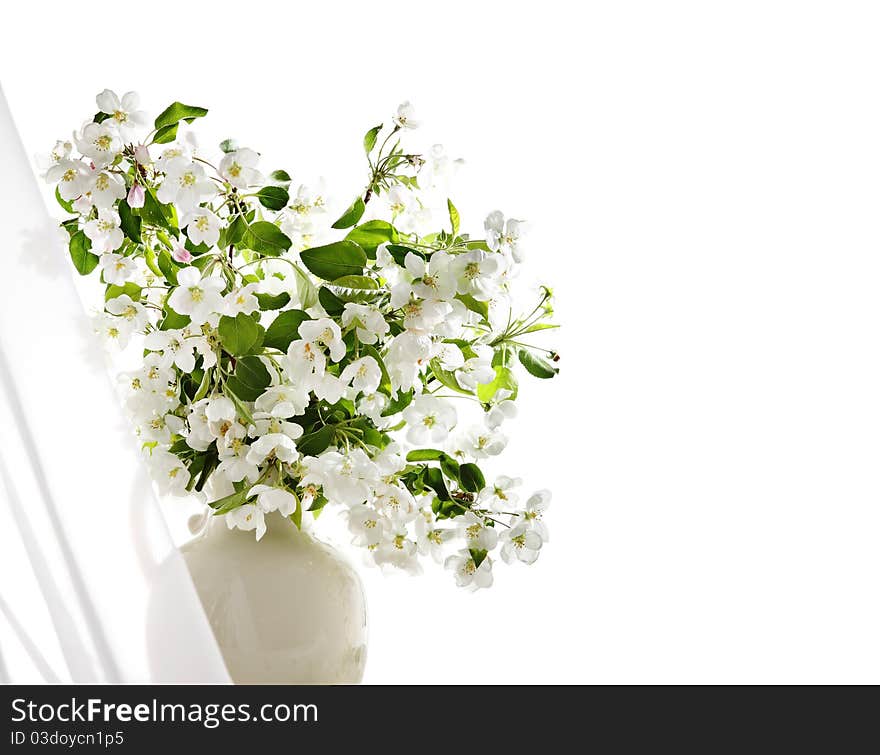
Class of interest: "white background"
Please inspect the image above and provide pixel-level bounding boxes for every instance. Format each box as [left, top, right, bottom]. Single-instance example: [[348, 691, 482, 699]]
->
[[2, 0, 880, 683]]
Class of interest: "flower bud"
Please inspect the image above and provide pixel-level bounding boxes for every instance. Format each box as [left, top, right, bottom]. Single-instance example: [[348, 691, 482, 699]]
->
[[133, 144, 151, 165], [172, 243, 193, 264], [127, 183, 145, 208]]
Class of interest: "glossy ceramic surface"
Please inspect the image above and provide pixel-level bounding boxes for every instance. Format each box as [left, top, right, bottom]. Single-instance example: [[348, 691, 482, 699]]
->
[[181, 514, 367, 684]]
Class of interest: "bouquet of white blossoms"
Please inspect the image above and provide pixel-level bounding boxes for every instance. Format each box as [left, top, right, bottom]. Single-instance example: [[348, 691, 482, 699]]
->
[[43, 90, 559, 589]]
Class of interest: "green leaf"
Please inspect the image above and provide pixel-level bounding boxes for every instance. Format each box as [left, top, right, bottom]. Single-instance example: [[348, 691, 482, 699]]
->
[[440, 455, 461, 483], [255, 186, 289, 211], [381, 388, 414, 416], [456, 294, 489, 322], [218, 313, 261, 356], [517, 348, 559, 379], [183, 235, 211, 255], [157, 249, 179, 285], [118, 200, 142, 242], [345, 220, 397, 259], [93, 111, 112, 124], [219, 214, 246, 250], [520, 323, 560, 335], [154, 102, 208, 130], [193, 449, 218, 492], [68, 231, 98, 275], [226, 355, 271, 400], [235, 355, 271, 393], [423, 467, 451, 502], [269, 169, 292, 186], [361, 344, 391, 388], [255, 291, 291, 310], [447, 198, 460, 235], [470, 548, 489, 568], [385, 244, 425, 267], [192, 366, 213, 402], [363, 124, 382, 153], [318, 286, 345, 316], [459, 463, 486, 493], [240, 221, 291, 257], [406, 449, 447, 462], [432, 497, 466, 519], [55, 187, 75, 214], [290, 493, 303, 530], [331, 197, 366, 229], [225, 386, 255, 425], [152, 123, 178, 144], [263, 309, 310, 351], [300, 240, 367, 281], [137, 186, 176, 230], [297, 425, 337, 456], [209, 489, 249, 514], [219, 138, 238, 153], [429, 359, 470, 394], [105, 282, 142, 302], [477, 365, 519, 403], [293, 264, 318, 309], [160, 304, 190, 330], [326, 274, 380, 303]]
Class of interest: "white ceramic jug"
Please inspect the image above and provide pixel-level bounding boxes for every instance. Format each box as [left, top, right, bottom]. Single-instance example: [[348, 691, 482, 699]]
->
[[181, 513, 367, 684]]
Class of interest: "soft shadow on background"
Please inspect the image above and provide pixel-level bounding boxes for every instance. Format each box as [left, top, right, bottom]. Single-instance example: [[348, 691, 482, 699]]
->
[[0, 87, 229, 683]]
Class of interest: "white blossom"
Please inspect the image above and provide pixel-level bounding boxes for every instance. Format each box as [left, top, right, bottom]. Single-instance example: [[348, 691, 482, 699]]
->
[[217, 437, 259, 483], [463, 424, 508, 459], [302, 450, 377, 507], [95, 89, 148, 138], [99, 252, 137, 285], [341, 356, 382, 394], [219, 147, 263, 189], [415, 509, 454, 562], [455, 511, 498, 551], [105, 293, 148, 335], [37, 139, 73, 177], [347, 505, 386, 551], [402, 395, 457, 445], [248, 484, 298, 517], [453, 249, 503, 301], [501, 524, 542, 565], [168, 267, 225, 325], [486, 397, 517, 429], [46, 158, 90, 200], [255, 385, 310, 419], [149, 449, 190, 495], [454, 345, 495, 390], [521, 489, 551, 542], [405, 250, 457, 302], [341, 303, 388, 345], [299, 318, 346, 362], [445, 549, 493, 590], [84, 209, 124, 252], [156, 158, 216, 211], [226, 504, 266, 541], [245, 433, 300, 466], [484, 211, 525, 263], [479, 476, 522, 513], [182, 207, 221, 247], [393, 101, 419, 129], [87, 171, 126, 209], [75, 122, 122, 168], [144, 328, 199, 373]]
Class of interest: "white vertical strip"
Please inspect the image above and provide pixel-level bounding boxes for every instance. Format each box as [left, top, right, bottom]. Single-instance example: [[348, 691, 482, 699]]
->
[[0, 87, 229, 683]]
